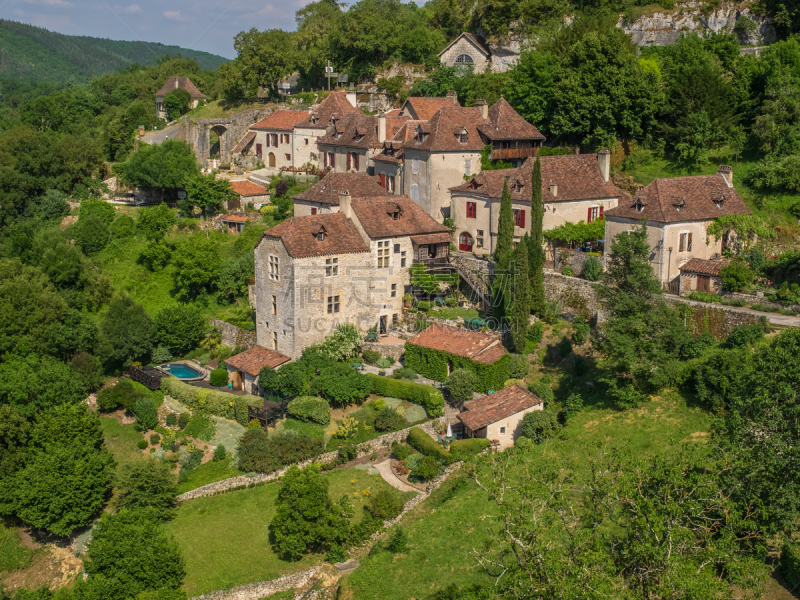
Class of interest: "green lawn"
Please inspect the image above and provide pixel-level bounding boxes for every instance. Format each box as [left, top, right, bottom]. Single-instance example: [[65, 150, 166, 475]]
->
[[175, 460, 244, 495], [0, 520, 35, 574], [100, 416, 147, 468], [424, 307, 483, 321], [165, 467, 414, 597]]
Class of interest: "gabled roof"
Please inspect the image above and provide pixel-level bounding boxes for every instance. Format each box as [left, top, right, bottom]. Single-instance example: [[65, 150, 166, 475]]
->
[[225, 345, 291, 376], [406, 324, 507, 365], [232, 131, 256, 154], [411, 232, 452, 245], [292, 172, 392, 205], [437, 32, 490, 58], [297, 91, 361, 130], [399, 96, 459, 121], [450, 155, 628, 203], [477, 98, 545, 141], [260, 212, 369, 258], [678, 258, 731, 276], [603, 170, 751, 223], [155, 77, 207, 99], [230, 180, 267, 196], [251, 109, 309, 131], [405, 106, 486, 152], [458, 385, 543, 431], [350, 196, 451, 239], [221, 214, 248, 223]]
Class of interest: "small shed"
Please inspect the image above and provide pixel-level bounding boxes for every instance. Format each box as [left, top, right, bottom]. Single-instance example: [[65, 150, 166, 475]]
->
[[679, 258, 730, 294], [220, 214, 248, 234], [225, 345, 291, 394], [457, 385, 543, 450], [229, 180, 270, 210]]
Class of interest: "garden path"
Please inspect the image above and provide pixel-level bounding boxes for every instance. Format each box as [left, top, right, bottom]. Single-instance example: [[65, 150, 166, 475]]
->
[[373, 459, 418, 493]]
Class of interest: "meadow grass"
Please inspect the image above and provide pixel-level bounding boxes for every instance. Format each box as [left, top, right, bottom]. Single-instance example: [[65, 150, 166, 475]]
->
[[175, 460, 244, 495], [164, 467, 414, 596], [100, 416, 147, 468], [0, 520, 35, 574]]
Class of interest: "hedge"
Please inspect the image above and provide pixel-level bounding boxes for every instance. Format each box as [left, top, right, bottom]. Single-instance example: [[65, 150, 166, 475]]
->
[[160, 376, 261, 425], [404, 343, 510, 393], [449, 438, 490, 461], [781, 542, 800, 590], [407, 427, 452, 464], [287, 396, 331, 425], [367, 374, 444, 417]]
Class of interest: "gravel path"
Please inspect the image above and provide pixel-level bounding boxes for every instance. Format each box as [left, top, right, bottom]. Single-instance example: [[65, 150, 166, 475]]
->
[[374, 459, 419, 493]]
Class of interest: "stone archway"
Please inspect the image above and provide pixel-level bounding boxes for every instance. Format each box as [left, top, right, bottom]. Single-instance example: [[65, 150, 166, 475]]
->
[[209, 125, 227, 159]]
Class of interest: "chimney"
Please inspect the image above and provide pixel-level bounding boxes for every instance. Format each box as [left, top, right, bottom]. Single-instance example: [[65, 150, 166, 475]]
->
[[597, 148, 610, 183], [339, 189, 352, 218], [377, 111, 386, 144], [446, 90, 458, 105], [174, 78, 179, 90], [718, 165, 733, 187], [549, 183, 557, 197], [346, 91, 357, 108], [475, 99, 488, 120]]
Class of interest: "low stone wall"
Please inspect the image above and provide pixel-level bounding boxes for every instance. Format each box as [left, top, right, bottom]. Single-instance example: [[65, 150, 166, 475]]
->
[[177, 419, 445, 501], [210, 319, 257, 350], [361, 341, 405, 361], [190, 567, 318, 600], [664, 298, 762, 338], [555, 248, 597, 276], [544, 271, 604, 321], [719, 291, 787, 311]]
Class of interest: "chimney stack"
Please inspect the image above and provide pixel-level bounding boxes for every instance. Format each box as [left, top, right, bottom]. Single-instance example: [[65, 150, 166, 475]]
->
[[718, 165, 733, 187], [339, 189, 352, 218], [597, 148, 610, 183], [446, 90, 458, 105], [549, 183, 558, 197], [377, 111, 386, 144], [475, 99, 488, 120]]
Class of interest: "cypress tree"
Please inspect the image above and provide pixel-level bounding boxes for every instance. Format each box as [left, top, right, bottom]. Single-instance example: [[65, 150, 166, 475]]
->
[[511, 242, 530, 354], [496, 179, 514, 261], [529, 157, 546, 316], [491, 179, 515, 323]]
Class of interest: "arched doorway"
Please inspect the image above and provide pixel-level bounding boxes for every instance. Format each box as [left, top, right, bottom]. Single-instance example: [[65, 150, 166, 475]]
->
[[458, 231, 473, 252], [209, 125, 227, 158], [268, 152, 276, 167]]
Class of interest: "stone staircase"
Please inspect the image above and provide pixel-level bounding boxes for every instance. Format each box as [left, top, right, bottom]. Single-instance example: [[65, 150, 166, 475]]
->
[[449, 253, 493, 310]]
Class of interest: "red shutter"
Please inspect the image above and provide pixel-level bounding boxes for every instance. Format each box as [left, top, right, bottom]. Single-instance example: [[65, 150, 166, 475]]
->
[[331, 153, 335, 168], [273, 134, 278, 146], [354, 153, 359, 171], [380, 174, 386, 188], [265, 135, 270, 147], [346, 152, 351, 170], [587, 207, 593, 223], [324, 152, 328, 168], [688, 233, 693, 252], [520, 209, 525, 228], [599, 206, 604, 220]]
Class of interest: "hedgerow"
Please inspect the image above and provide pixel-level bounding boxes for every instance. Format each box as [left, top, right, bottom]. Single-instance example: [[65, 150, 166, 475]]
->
[[366, 374, 444, 417], [160, 376, 261, 424], [404, 343, 510, 392]]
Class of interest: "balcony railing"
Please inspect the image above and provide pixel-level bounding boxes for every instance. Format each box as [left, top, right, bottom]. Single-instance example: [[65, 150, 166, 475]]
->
[[490, 147, 537, 161], [414, 256, 450, 268]]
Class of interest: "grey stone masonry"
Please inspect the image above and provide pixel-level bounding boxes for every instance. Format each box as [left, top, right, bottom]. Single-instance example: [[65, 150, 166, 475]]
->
[[190, 567, 318, 600], [209, 319, 257, 350]]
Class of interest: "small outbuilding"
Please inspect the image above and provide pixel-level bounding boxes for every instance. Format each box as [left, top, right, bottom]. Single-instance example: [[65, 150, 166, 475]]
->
[[220, 214, 248, 234], [229, 180, 270, 210], [224, 345, 291, 394], [457, 385, 543, 449], [679, 258, 730, 294]]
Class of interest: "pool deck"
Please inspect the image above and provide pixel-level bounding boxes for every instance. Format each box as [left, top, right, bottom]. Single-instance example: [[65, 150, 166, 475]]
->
[[155, 360, 207, 382]]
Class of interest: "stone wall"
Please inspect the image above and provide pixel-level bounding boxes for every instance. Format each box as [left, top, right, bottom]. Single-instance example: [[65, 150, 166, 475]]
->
[[209, 319, 257, 350], [190, 567, 318, 600], [664, 298, 762, 338], [177, 418, 445, 501], [361, 341, 406, 361], [544, 271, 604, 320], [554, 248, 598, 277], [181, 109, 273, 164]]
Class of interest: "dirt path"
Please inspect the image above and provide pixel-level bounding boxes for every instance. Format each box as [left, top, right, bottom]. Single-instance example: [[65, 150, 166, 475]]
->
[[373, 459, 419, 493]]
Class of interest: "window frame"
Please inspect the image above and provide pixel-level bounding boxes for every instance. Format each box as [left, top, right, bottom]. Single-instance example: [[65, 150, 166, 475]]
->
[[466, 201, 477, 219], [269, 255, 280, 281], [377, 240, 390, 269], [327, 295, 340, 314], [325, 257, 338, 277]]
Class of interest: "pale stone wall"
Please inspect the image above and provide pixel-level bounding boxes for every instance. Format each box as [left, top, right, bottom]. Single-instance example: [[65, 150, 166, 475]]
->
[[483, 403, 543, 449], [253, 130, 294, 170], [254, 238, 295, 357], [293, 200, 339, 217], [405, 150, 480, 222], [293, 126, 326, 168], [361, 341, 405, 360], [209, 319, 257, 350], [318, 143, 371, 174], [604, 217, 668, 282], [439, 38, 490, 71], [373, 162, 402, 195], [190, 568, 318, 600], [680, 272, 723, 294]]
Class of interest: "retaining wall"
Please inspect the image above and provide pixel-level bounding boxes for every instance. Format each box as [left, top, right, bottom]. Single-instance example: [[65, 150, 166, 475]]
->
[[190, 567, 318, 600], [210, 319, 257, 350], [361, 341, 406, 361]]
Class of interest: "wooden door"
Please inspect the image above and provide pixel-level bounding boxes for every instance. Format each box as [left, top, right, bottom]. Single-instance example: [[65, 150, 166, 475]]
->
[[231, 371, 242, 391], [379, 315, 387, 335], [268, 153, 276, 167], [697, 275, 711, 292], [458, 232, 473, 252]]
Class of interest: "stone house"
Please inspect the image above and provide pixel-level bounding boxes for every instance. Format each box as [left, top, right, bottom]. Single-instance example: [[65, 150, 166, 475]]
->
[[247, 109, 309, 169], [291, 172, 393, 216], [397, 93, 459, 120], [401, 98, 545, 222], [603, 166, 752, 290], [220, 214, 248, 234], [405, 324, 508, 378], [224, 345, 291, 394], [293, 91, 360, 169], [228, 180, 269, 210], [679, 258, 730, 294], [438, 33, 492, 72], [449, 151, 626, 256], [155, 77, 206, 120], [254, 192, 450, 359], [372, 120, 417, 195], [457, 385, 543, 449]]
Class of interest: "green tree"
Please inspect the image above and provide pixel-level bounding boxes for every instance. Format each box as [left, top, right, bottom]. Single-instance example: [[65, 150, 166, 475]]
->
[[510, 243, 530, 354], [319, 324, 362, 361], [446, 368, 480, 404], [529, 157, 546, 316], [270, 464, 349, 560], [163, 88, 192, 121], [100, 296, 156, 367], [39, 189, 70, 221], [171, 236, 223, 299], [311, 363, 371, 406], [154, 304, 206, 355], [492, 180, 515, 323], [0, 354, 88, 418], [79, 198, 115, 225], [115, 140, 198, 202], [115, 460, 177, 518], [218, 254, 254, 302], [258, 366, 281, 393], [518, 409, 558, 443], [0, 404, 30, 516], [720, 260, 754, 292], [137, 203, 176, 240], [72, 215, 110, 255], [184, 174, 234, 220], [225, 29, 296, 98]]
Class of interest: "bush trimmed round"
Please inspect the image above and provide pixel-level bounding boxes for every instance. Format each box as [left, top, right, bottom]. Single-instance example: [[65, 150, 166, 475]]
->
[[209, 368, 229, 387], [286, 396, 331, 425], [137, 439, 148, 449]]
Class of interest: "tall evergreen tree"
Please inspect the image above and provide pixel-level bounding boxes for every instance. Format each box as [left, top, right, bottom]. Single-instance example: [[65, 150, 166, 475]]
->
[[529, 157, 546, 316], [511, 242, 530, 354], [491, 180, 515, 323], [496, 179, 514, 260]]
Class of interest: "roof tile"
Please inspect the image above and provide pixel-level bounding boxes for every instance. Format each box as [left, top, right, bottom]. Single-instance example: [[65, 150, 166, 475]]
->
[[351, 196, 451, 239], [260, 212, 369, 258], [406, 324, 507, 364], [155, 77, 206, 99], [230, 180, 267, 196], [225, 345, 291, 376], [251, 109, 309, 131], [678, 258, 731, 276], [292, 173, 392, 205], [458, 385, 543, 430]]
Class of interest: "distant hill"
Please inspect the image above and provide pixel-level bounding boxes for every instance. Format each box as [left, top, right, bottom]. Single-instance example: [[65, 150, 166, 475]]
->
[[0, 20, 228, 83]]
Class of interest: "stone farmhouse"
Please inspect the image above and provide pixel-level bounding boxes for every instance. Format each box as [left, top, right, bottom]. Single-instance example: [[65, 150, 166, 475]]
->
[[155, 77, 206, 120], [397, 93, 459, 120], [603, 166, 752, 290], [438, 32, 522, 73], [458, 384, 543, 449], [224, 345, 291, 394], [678, 258, 730, 295], [253, 192, 451, 359], [241, 110, 309, 169], [291, 172, 393, 217], [228, 180, 269, 210], [449, 151, 627, 256]]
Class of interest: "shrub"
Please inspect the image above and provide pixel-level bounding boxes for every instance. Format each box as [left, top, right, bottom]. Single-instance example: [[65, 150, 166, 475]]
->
[[97, 379, 152, 412], [209, 368, 228, 387], [287, 396, 331, 425], [557, 336, 572, 357], [366, 488, 405, 520], [411, 455, 440, 481], [134, 398, 158, 431], [528, 380, 554, 403], [334, 415, 359, 439], [338, 441, 358, 463], [160, 376, 262, 420], [151, 345, 172, 363], [177, 413, 190, 429], [562, 265, 573, 276], [376, 357, 394, 369], [212, 445, 227, 461], [727, 322, 766, 348], [417, 301, 431, 311], [572, 318, 591, 345], [150, 433, 161, 446], [362, 349, 380, 364], [137, 439, 148, 449], [325, 544, 346, 564], [375, 407, 404, 431], [687, 291, 718, 303], [780, 542, 800, 590], [391, 441, 413, 460], [311, 364, 371, 406], [367, 374, 445, 417], [115, 460, 177, 518], [542, 300, 561, 324], [258, 366, 281, 393], [720, 260, 754, 292], [166, 413, 177, 427], [508, 354, 530, 379], [387, 527, 408, 553], [392, 367, 417, 381], [238, 429, 324, 473], [525, 320, 545, 353], [449, 438, 490, 461], [583, 256, 602, 281], [564, 393, 583, 419], [183, 415, 216, 441], [519, 410, 558, 443], [408, 427, 451, 463], [446, 368, 480, 404], [680, 331, 716, 359]]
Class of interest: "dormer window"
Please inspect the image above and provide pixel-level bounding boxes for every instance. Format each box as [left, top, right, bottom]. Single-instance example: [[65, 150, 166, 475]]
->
[[514, 181, 523, 193], [673, 197, 686, 212], [316, 225, 327, 242], [457, 128, 468, 144], [470, 179, 478, 190], [355, 133, 363, 142], [714, 194, 725, 209], [390, 204, 402, 221], [310, 115, 318, 125], [635, 199, 645, 212]]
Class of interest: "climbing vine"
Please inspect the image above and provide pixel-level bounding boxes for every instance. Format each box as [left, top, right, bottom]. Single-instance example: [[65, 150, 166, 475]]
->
[[404, 343, 510, 392]]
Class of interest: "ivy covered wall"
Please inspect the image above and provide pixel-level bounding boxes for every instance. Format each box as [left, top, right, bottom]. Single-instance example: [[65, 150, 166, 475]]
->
[[404, 343, 510, 392]]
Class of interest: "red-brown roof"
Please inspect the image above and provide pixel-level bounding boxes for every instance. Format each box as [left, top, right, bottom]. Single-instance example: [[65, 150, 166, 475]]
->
[[230, 180, 267, 196], [411, 232, 452, 245], [405, 106, 486, 152], [297, 91, 361, 130], [477, 97, 545, 141], [351, 196, 451, 239], [225, 345, 291, 376], [251, 109, 309, 131], [221, 214, 248, 223], [678, 258, 730, 276], [604, 169, 751, 223], [458, 385, 543, 431], [155, 77, 207, 99], [406, 324, 507, 365], [232, 131, 256, 154], [292, 172, 391, 205], [317, 113, 411, 150], [400, 97, 459, 121], [260, 212, 369, 258]]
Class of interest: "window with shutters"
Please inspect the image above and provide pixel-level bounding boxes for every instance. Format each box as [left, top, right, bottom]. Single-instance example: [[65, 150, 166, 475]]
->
[[388, 176, 395, 192], [346, 152, 351, 170], [466, 202, 476, 218], [327, 295, 340, 314], [325, 257, 338, 277], [513, 209, 525, 227], [329, 152, 335, 168], [311, 207, 317, 215], [411, 184, 419, 203], [412, 157, 419, 174], [285, 154, 291, 161], [679, 232, 693, 252], [588, 206, 600, 222], [394, 244, 400, 253], [323, 152, 328, 168], [353, 153, 360, 170], [476, 230, 484, 248], [380, 173, 386, 189], [271, 134, 278, 146], [377, 241, 390, 268], [266, 135, 271, 147], [269, 255, 279, 281]]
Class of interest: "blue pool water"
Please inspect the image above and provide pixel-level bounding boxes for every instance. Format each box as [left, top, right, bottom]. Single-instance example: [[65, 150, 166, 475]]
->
[[160, 363, 203, 379]]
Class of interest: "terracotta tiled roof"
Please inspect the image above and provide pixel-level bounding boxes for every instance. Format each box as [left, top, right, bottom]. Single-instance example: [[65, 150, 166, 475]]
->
[[232, 131, 256, 154], [401, 97, 459, 121], [292, 173, 391, 205], [297, 91, 361, 129], [351, 196, 451, 239], [251, 109, 309, 131], [437, 32, 490, 58], [406, 324, 507, 365], [410, 232, 452, 245], [678, 258, 731, 276], [230, 180, 267, 196], [317, 113, 412, 150], [225, 345, 291, 376], [458, 385, 543, 431], [450, 155, 628, 203], [155, 77, 206, 99], [604, 170, 751, 223], [477, 97, 545, 141], [221, 214, 248, 223], [405, 106, 486, 152], [260, 212, 369, 258]]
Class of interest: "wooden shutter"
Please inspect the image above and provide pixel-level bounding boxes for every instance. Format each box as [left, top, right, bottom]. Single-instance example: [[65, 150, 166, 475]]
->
[[265, 135, 270, 147], [587, 207, 593, 223], [519, 210, 525, 228], [324, 152, 328, 168], [679, 234, 685, 252], [331, 153, 335, 168], [354, 153, 359, 170], [688, 233, 693, 252], [346, 152, 351, 170], [599, 206, 604, 219], [380, 174, 386, 188]]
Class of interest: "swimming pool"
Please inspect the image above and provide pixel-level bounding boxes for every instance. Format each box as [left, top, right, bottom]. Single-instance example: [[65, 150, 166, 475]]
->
[[160, 363, 204, 379]]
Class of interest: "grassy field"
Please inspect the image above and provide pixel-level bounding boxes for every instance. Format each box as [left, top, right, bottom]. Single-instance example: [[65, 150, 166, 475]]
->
[[100, 416, 147, 468], [165, 467, 415, 597], [0, 521, 35, 574], [175, 460, 244, 495], [185, 99, 277, 120]]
